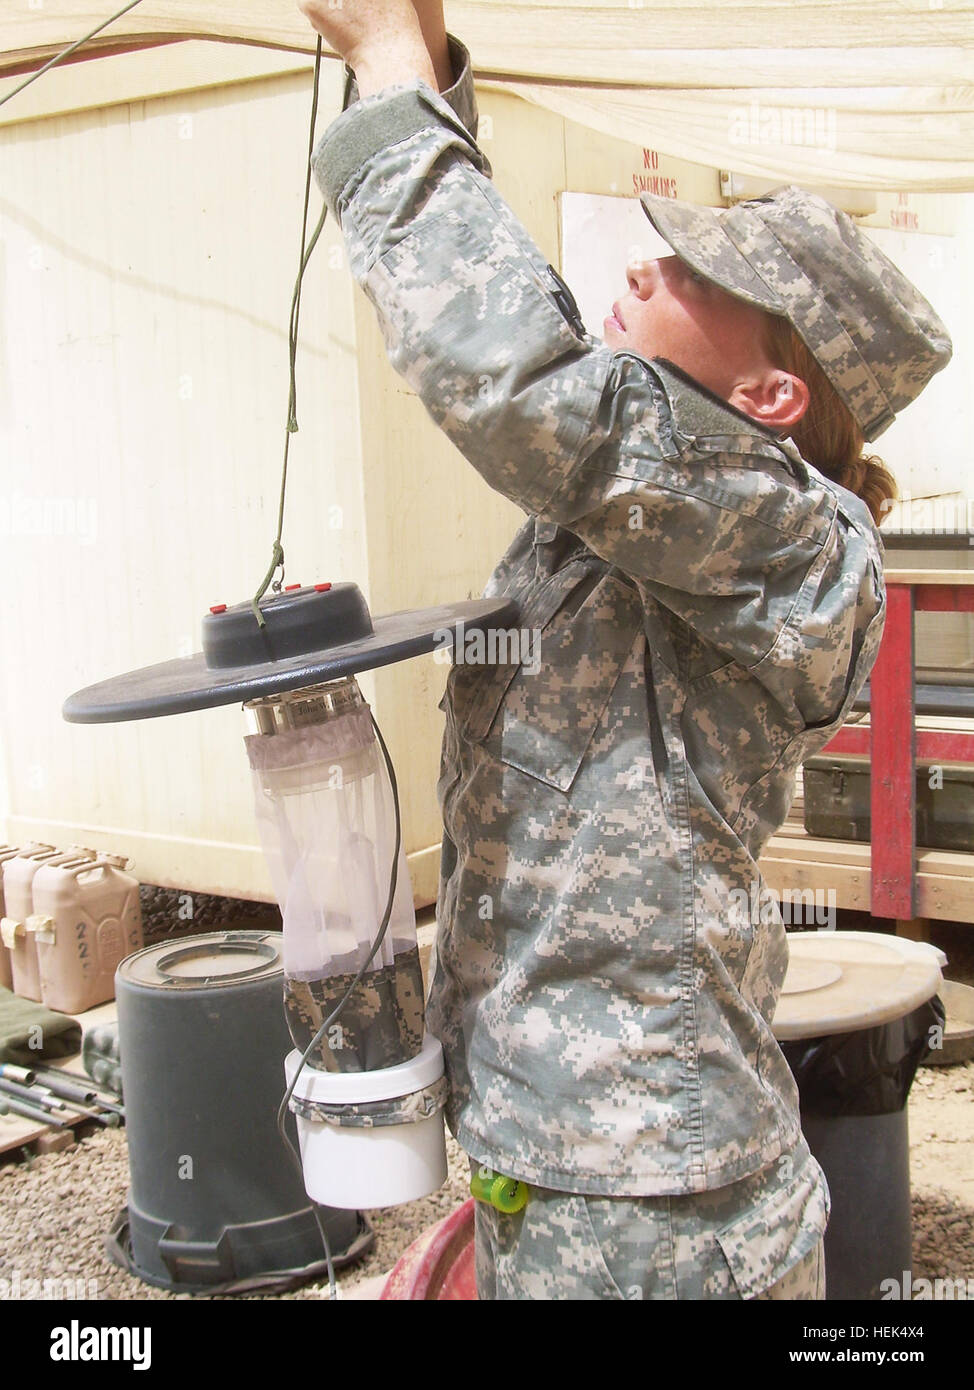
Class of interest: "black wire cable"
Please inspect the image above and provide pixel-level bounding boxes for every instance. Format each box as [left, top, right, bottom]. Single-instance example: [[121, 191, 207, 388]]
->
[[275, 706, 404, 1300]]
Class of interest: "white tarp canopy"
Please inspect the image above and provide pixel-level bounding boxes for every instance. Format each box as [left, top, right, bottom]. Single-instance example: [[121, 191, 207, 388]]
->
[[3, 0, 974, 190]]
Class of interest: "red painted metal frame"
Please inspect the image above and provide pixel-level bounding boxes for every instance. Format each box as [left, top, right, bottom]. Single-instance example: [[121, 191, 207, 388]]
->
[[821, 582, 974, 920], [871, 585, 917, 918]]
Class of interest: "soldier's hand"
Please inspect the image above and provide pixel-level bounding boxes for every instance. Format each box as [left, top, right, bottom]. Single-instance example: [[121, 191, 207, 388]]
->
[[298, 2, 418, 62], [297, 0, 436, 95]]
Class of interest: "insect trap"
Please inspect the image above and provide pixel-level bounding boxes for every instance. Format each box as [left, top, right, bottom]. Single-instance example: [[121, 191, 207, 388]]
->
[[65, 580, 516, 1217]]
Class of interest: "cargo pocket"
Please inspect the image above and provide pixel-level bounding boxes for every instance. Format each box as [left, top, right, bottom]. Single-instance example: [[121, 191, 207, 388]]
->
[[714, 1150, 830, 1300], [472, 567, 642, 794]]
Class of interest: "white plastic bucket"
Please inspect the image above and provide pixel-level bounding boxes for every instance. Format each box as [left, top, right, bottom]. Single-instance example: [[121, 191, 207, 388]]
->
[[285, 1034, 448, 1209]]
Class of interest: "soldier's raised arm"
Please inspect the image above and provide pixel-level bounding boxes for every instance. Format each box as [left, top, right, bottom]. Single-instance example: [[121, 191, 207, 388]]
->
[[296, 4, 931, 731]]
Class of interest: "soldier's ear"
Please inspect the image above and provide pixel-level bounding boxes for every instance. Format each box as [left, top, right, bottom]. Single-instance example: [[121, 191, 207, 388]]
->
[[730, 371, 809, 432]]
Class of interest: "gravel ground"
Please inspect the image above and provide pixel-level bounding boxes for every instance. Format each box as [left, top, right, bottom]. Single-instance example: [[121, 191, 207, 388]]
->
[[0, 894, 971, 1300], [0, 1128, 473, 1301]]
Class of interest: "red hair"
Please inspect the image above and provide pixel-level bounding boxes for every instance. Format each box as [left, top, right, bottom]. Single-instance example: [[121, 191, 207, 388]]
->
[[761, 314, 897, 527]]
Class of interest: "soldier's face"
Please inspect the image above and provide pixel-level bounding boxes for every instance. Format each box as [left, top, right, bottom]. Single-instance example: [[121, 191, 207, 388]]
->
[[603, 254, 776, 401]]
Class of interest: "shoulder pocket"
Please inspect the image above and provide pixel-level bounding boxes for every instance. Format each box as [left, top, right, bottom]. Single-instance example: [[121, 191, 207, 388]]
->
[[472, 567, 641, 793]]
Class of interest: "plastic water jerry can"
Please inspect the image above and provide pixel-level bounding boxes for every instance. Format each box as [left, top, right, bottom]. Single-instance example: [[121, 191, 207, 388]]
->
[[0, 846, 24, 991], [33, 855, 143, 1014], [1, 846, 93, 1001]]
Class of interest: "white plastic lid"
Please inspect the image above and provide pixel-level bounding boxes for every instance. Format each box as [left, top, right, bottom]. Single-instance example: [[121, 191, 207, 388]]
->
[[286, 1033, 444, 1103], [773, 930, 944, 1041], [827, 930, 947, 970]]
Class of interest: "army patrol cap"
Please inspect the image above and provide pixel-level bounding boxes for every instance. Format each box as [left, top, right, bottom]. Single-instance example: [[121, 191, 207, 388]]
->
[[639, 186, 952, 441]]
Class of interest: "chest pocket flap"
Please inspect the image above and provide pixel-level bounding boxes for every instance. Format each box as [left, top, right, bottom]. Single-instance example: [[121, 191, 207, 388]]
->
[[467, 566, 642, 793]]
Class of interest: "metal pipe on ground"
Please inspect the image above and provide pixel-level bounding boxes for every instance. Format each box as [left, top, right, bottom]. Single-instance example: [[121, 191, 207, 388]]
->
[[0, 1064, 37, 1085], [0, 1096, 75, 1128], [0, 1077, 120, 1127], [0, 1077, 66, 1111], [27, 1064, 124, 1114], [22, 1067, 97, 1105]]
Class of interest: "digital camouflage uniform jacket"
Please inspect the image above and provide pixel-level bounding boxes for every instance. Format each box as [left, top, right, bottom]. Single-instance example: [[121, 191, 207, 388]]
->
[[314, 42, 886, 1199]]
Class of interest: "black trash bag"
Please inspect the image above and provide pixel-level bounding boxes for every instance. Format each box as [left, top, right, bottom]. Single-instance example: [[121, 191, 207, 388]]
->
[[780, 996, 946, 1118]]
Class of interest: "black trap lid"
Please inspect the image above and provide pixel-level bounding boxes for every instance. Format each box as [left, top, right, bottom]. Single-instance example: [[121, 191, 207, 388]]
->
[[63, 582, 519, 724], [202, 581, 373, 668]]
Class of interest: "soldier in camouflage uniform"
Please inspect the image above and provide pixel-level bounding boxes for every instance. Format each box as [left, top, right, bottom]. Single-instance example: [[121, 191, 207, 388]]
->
[[298, 0, 952, 1299]]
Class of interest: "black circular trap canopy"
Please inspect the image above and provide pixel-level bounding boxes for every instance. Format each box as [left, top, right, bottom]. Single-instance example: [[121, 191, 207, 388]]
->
[[63, 582, 518, 724]]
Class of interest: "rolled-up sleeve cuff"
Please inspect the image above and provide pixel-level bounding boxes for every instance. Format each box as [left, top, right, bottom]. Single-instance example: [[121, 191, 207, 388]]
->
[[313, 36, 487, 221], [439, 34, 479, 139]]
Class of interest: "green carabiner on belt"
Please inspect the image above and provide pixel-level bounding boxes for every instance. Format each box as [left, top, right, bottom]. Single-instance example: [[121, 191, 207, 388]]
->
[[469, 1167, 530, 1213]]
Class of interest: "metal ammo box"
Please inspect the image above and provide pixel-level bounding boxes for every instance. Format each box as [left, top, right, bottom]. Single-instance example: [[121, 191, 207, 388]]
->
[[802, 755, 974, 852]]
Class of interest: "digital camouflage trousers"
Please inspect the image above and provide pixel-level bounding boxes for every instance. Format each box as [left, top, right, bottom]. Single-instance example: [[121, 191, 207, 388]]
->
[[471, 1139, 828, 1301]]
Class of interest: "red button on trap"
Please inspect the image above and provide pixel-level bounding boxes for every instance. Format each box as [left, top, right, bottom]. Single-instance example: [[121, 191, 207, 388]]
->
[[209, 605, 227, 615]]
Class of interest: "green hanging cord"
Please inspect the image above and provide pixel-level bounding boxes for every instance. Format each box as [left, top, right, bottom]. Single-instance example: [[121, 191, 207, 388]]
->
[[251, 36, 327, 630]]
